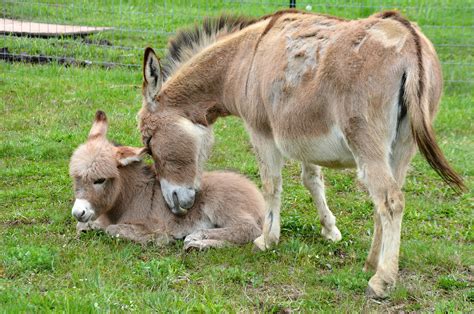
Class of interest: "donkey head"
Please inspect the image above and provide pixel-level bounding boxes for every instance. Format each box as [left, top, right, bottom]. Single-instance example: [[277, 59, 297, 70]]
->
[[139, 47, 214, 215], [69, 111, 147, 222]]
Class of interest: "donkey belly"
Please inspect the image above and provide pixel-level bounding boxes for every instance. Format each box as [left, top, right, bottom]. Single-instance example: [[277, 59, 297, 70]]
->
[[275, 127, 356, 168]]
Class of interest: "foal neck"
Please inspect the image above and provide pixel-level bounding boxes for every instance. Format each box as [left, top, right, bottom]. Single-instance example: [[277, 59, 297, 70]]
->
[[107, 163, 157, 220]]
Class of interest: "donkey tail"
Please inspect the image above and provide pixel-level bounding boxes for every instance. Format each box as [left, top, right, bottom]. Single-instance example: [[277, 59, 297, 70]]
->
[[402, 27, 466, 192]]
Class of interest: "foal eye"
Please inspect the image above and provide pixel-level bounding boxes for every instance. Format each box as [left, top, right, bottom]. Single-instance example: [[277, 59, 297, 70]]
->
[[93, 178, 106, 185]]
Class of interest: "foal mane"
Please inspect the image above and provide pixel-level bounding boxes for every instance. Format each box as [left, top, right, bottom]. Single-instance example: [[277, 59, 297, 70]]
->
[[162, 14, 259, 78]]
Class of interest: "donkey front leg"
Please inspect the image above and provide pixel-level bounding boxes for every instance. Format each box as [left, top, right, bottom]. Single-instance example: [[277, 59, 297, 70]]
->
[[248, 130, 284, 251], [301, 163, 342, 242]]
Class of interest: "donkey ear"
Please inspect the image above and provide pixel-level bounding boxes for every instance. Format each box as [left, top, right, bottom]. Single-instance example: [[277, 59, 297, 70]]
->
[[116, 146, 149, 166], [88, 110, 108, 139], [143, 47, 163, 112]]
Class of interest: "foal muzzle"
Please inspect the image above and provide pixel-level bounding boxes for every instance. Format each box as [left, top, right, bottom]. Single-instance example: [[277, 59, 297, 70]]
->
[[71, 199, 95, 222]]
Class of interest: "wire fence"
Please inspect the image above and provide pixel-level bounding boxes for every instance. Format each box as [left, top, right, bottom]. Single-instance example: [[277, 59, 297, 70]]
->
[[2, 0, 473, 88]]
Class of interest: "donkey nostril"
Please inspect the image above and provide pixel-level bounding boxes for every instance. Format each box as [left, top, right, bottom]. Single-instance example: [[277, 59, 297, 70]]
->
[[172, 192, 180, 210], [79, 210, 86, 217]]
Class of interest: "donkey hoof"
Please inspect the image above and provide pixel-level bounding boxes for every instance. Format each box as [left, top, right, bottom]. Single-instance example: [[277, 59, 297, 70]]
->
[[366, 285, 388, 300], [366, 275, 389, 300], [321, 226, 342, 242], [253, 233, 279, 251], [253, 235, 267, 251]]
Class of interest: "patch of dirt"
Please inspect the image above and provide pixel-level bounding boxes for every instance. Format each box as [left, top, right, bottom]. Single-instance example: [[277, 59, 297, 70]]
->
[[245, 282, 305, 312], [2, 216, 51, 226]]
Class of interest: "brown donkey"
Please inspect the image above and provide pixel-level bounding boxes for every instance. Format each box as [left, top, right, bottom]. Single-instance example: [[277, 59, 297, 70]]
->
[[69, 111, 264, 250], [138, 11, 465, 297]]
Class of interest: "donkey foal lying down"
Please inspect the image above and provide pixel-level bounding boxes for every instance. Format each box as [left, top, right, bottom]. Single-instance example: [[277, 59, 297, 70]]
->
[[69, 111, 264, 250]]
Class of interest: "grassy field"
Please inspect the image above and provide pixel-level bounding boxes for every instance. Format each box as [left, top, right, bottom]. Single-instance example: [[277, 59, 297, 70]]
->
[[1, 1, 473, 312]]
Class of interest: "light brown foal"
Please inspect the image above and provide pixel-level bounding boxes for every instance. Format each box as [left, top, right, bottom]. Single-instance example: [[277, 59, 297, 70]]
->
[[70, 111, 265, 250]]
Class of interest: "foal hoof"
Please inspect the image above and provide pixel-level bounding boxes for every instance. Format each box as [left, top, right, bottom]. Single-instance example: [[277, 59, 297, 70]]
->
[[184, 241, 204, 252]]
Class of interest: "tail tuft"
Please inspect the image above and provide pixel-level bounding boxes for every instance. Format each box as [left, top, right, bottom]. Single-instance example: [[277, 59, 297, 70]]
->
[[411, 117, 466, 193]]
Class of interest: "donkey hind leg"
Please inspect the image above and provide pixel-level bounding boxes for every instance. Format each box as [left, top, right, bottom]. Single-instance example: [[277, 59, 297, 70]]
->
[[390, 120, 417, 188], [363, 211, 382, 272], [247, 131, 284, 251], [363, 119, 416, 274], [183, 223, 261, 251], [358, 160, 405, 298], [301, 163, 342, 242]]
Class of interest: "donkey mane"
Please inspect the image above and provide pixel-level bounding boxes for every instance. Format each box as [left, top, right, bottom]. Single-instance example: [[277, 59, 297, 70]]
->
[[162, 9, 347, 78], [162, 14, 259, 78]]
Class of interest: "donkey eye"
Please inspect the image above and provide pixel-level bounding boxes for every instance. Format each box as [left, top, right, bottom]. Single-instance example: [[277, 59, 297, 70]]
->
[[93, 178, 106, 185]]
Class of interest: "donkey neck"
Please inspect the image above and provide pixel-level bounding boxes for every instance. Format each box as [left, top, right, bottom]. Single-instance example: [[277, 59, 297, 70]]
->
[[160, 32, 249, 125]]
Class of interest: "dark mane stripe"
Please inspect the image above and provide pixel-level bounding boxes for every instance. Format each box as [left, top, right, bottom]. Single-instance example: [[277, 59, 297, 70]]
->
[[163, 9, 347, 79], [162, 14, 258, 78]]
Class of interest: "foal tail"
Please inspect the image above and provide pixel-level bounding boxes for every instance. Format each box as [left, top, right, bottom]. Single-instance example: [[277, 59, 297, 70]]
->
[[396, 13, 466, 192]]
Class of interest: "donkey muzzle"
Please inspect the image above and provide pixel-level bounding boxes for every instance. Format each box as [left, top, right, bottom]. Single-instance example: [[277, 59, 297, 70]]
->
[[171, 192, 188, 216], [160, 179, 196, 216]]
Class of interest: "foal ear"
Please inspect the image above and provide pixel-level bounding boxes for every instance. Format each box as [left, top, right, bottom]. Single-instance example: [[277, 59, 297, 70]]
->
[[116, 146, 148, 166], [143, 47, 163, 112], [88, 110, 108, 139]]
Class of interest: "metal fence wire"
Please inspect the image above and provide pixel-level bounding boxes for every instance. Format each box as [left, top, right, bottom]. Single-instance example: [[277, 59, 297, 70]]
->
[[2, 0, 473, 88]]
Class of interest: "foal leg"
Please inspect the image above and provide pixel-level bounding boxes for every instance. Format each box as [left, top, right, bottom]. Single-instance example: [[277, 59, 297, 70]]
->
[[183, 223, 261, 251], [301, 163, 342, 242], [184, 239, 227, 251], [106, 224, 173, 246], [76, 215, 109, 234]]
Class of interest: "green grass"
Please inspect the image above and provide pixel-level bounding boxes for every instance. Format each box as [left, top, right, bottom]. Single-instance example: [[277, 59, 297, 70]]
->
[[1, 1, 473, 312]]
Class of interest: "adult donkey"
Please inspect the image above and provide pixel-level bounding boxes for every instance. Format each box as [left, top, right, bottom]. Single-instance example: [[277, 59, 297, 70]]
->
[[138, 10, 465, 297]]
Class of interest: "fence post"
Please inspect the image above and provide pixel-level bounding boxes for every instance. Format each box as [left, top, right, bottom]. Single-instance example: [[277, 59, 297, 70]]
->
[[290, 0, 296, 8]]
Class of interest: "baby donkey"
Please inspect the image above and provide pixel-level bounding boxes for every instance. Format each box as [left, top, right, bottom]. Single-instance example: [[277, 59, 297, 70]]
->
[[69, 111, 264, 250]]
